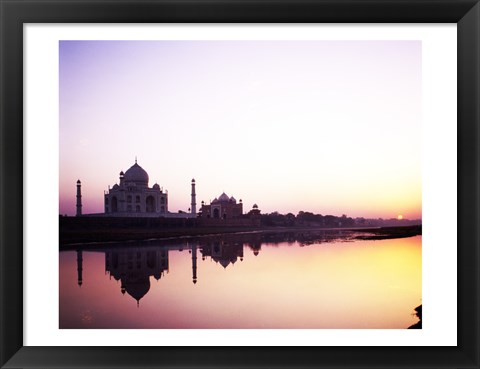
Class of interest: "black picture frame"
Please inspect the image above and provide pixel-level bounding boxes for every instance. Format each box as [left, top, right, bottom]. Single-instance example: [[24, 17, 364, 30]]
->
[[1, 1, 479, 368]]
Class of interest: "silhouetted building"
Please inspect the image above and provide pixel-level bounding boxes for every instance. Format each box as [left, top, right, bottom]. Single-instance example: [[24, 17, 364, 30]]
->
[[104, 160, 168, 216], [76, 180, 82, 216], [248, 203, 261, 219], [200, 192, 243, 219], [76, 160, 197, 218]]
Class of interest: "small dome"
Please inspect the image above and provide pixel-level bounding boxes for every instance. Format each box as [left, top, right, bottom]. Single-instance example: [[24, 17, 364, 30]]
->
[[77, 179, 81, 184], [253, 204, 258, 209], [191, 178, 195, 183], [212, 198, 218, 204], [119, 171, 124, 176], [124, 162, 149, 187], [153, 183, 160, 190], [218, 193, 230, 202], [230, 196, 236, 203]]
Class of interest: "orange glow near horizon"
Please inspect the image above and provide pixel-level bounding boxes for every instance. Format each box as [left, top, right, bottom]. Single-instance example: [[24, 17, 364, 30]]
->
[[59, 176, 422, 220]]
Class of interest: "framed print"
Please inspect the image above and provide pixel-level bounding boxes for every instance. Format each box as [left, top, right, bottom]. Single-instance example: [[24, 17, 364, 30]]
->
[[1, 0, 479, 368]]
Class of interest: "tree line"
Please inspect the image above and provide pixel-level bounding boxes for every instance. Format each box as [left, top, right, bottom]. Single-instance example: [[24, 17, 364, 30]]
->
[[254, 211, 420, 228]]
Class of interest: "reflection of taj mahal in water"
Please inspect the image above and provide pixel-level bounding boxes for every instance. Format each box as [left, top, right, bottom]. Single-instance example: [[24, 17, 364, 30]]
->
[[104, 247, 169, 307], [73, 231, 339, 306], [75, 240, 260, 306], [76, 159, 260, 219]]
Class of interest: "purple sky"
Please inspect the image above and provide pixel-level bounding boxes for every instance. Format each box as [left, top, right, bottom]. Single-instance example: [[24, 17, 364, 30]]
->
[[59, 40, 421, 219]]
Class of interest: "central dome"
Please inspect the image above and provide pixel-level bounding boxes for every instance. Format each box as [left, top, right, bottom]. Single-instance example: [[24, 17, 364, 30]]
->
[[124, 162, 149, 187], [217, 192, 230, 202]]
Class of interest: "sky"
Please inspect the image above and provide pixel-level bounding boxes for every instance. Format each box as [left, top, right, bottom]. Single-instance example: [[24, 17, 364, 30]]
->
[[59, 40, 422, 219]]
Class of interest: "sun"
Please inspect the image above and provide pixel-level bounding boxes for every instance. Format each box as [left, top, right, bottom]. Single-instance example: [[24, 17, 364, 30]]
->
[[397, 214, 404, 220]]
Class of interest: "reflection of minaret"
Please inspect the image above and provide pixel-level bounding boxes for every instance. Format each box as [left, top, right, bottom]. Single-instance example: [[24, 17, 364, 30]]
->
[[76, 250, 83, 287], [191, 179, 196, 216], [192, 243, 197, 284], [76, 180, 82, 216]]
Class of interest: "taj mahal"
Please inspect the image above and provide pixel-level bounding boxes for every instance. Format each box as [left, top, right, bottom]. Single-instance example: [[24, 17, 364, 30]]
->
[[76, 159, 196, 218], [75, 159, 259, 220]]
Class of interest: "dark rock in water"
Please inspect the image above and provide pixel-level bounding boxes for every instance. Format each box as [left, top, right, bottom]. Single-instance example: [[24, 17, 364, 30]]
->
[[408, 321, 422, 329], [408, 304, 422, 329]]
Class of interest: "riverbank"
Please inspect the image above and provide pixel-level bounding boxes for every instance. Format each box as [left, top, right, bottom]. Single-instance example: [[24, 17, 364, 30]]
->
[[59, 220, 421, 248], [60, 225, 261, 246], [352, 225, 422, 240]]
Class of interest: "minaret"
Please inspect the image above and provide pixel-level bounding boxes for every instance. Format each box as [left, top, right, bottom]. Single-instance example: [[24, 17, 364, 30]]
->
[[76, 180, 82, 216], [76, 250, 83, 287], [191, 178, 196, 216], [192, 243, 198, 284], [119, 171, 124, 187]]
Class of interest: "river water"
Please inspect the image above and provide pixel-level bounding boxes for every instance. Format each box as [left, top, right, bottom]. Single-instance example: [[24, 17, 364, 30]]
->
[[59, 230, 421, 329]]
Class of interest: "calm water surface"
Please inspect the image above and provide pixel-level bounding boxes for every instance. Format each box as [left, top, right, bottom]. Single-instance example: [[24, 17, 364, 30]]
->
[[59, 231, 421, 329]]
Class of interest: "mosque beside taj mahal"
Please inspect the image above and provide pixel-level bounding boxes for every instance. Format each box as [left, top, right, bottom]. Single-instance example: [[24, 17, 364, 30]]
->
[[75, 159, 260, 221]]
